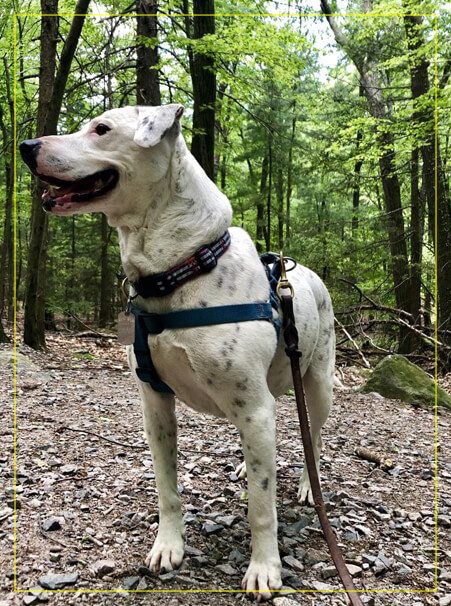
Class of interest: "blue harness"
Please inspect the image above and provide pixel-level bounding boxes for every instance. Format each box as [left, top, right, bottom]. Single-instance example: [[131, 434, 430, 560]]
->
[[130, 250, 282, 394]]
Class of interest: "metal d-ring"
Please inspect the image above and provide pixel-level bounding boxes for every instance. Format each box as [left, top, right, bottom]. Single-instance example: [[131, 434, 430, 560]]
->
[[276, 250, 295, 298]]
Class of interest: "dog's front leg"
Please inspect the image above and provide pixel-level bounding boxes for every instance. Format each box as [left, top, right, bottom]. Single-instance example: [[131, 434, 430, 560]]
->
[[234, 392, 282, 601], [137, 381, 184, 573]]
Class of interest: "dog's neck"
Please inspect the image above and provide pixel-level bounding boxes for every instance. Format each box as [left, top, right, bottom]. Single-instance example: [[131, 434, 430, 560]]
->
[[115, 137, 233, 282]]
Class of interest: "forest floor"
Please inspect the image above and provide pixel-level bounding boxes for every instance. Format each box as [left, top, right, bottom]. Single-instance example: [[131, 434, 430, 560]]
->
[[1, 329, 451, 606]]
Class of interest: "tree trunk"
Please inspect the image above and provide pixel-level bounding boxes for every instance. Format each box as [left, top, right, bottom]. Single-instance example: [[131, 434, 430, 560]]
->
[[256, 154, 268, 253], [186, 0, 216, 181], [408, 147, 423, 351], [321, 0, 412, 351], [136, 0, 161, 106], [286, 109, 296, 247], [23, 0, 91, 350], [352, 130, 363, 236], [404, 11, 451, 363], [98, 215, 112, 328], [276, 166, 284, 250], [266, 138, 273, 252], [23, 1, 59, 350]]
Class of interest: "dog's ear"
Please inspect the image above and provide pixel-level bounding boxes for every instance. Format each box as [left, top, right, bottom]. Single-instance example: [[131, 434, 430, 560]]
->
[[134, 104, 184, 148]]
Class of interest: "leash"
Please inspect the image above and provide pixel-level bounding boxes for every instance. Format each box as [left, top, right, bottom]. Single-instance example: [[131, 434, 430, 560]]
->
[[277, 254, 364, 606]]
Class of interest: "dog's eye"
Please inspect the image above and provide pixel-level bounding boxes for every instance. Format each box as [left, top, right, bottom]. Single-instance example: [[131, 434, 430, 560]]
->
[[95, 124, 111, 136]]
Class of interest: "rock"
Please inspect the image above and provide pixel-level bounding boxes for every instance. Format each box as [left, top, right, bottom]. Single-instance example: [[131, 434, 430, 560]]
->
[[361, 354, 451, 409], [283, 516, 311, 537], [440, 596, 451, 606], [347, 564, 362, 577], [282, 555, 304, 572], [322, 565, 338, 579], [201, 522, 224, 535], [122, 576, 140, 590], [214, 514, 238, 527], [91, 558, 116, 578], [38, 572, 78, 589], [215, 563, 238, 575], [41, 517, 62, 532], [304, 548, 328, 566], [23, 597, 40, 606], [229, 548, 246, 564]]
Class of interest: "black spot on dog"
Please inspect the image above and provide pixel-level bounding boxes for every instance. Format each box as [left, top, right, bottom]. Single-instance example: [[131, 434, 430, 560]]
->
[[228, 285, 237, 294], [217, 277, 224, 288], [261, 477, 269, 490], [233, 398, 246, 407], [199, 300, 207, 308], [225, 360, 232, 371], [318, 354, 324, 361], [235, 378, 248, 391], [206, 377, 213, 385], [245, 416, 252, 423], [158, 248, 163, 254]]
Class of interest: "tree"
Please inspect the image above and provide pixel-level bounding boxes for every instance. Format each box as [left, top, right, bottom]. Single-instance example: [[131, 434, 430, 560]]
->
[[23, 0, 91, 349], [184, 0, 216, 180]]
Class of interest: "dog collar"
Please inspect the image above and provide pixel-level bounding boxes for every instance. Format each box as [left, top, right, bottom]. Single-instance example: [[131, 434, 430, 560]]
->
[[131, 230, 231, 298]]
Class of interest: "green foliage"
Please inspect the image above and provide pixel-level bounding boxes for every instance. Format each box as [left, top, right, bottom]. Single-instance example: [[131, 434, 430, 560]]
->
[[2, 0, 448, 353]]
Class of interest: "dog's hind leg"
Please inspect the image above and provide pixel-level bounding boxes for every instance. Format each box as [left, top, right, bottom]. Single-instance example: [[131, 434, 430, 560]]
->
[[135, 380, 184, 573], [227, 389, 282, 601], [297, 367, 333, 505]]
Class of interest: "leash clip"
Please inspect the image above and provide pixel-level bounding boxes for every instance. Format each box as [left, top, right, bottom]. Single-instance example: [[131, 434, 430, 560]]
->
[[276, 250, 295, 298]]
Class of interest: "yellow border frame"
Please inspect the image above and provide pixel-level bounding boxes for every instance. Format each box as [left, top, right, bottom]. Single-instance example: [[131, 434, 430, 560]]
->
[[11, 9, 440, 598]]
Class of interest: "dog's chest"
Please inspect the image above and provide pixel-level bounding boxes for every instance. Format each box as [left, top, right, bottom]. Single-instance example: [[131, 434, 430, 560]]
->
[[149, 331, 227, 416]]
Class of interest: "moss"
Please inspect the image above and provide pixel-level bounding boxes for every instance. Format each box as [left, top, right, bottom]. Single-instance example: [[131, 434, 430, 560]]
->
[[362, 354, 451, 410]]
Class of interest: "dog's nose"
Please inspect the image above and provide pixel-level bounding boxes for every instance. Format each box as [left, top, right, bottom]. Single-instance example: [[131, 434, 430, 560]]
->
[[19, 139, 42, 171]]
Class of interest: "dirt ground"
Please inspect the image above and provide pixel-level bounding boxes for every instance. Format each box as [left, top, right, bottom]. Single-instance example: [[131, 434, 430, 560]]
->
[[1, 331, 450, 606]]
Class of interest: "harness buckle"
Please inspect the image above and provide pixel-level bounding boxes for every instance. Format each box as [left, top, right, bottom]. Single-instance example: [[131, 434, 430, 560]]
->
[[194, 245, 217, 273]]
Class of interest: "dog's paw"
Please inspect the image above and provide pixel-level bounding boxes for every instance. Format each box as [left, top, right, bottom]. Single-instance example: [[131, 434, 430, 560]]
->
[[145, 532, 184, 573], [235, 461, 247, 479], [241, 560, 282, 601], [297, 476, 315, 506]]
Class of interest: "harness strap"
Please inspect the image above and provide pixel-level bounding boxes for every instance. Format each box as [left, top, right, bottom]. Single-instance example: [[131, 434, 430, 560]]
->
[[130, 302, 274, 393]]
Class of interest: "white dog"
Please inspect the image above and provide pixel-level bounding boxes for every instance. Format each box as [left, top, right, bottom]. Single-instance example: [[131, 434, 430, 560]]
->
[[20, 104, 335, 600]]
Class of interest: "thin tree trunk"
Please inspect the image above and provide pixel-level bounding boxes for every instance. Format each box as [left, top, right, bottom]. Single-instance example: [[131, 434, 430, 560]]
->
[[266, 138, 273, 252], [286, 108, 296, 246], [276, 166, 284, 250], [136, 0, 161, 106], [408, 147, 423, 351], [185, 0, 216, 180], [404, 10, 451, 362], [256, 154, 268, 253], [352, 130, 363, 236], [98, 215, 112, 328]]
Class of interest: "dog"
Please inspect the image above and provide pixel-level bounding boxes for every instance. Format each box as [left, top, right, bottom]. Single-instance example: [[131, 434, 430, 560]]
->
[[20, 104, 335, 600]]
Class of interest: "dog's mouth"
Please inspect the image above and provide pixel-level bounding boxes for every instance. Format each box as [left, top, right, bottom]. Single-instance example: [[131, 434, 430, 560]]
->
[[40, 168, 119, 211]]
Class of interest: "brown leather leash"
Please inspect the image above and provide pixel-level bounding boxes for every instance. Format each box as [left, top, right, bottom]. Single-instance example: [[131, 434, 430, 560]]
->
[[277, 257, 364, 606]]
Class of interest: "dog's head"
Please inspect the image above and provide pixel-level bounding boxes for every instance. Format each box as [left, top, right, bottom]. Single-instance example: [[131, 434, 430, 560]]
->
[[19, 104, 184, 218]]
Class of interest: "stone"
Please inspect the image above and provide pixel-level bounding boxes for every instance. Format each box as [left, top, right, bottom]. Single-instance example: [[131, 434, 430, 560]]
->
[[41, 517, 62, 532], [282, 555, 304, 572], [440, 596, 451, 606], [215, 563, 238, 575], [229, 548, 246, 564], [304, 548, 328, 566], [91, 558, 116, 578], [122, 576, 140, 590], [215, 514, 238, 527], [38, 572, 78, 589], [361, 354, 451, 409], [202, 522, 223, 535], [284, 516, 312, 537]]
